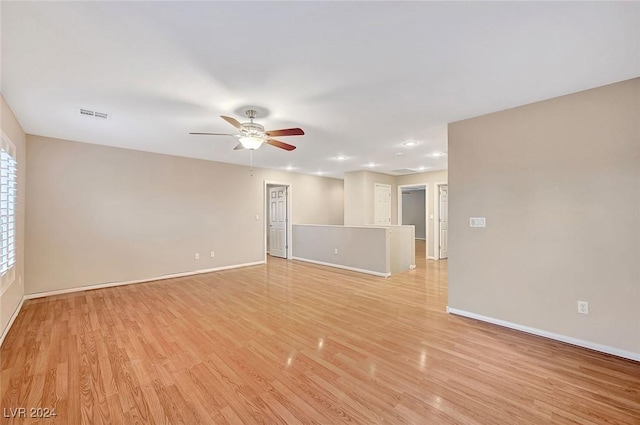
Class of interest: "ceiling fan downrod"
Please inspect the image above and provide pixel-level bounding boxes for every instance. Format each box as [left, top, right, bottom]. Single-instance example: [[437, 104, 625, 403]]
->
[[245, 109, 257, 122]]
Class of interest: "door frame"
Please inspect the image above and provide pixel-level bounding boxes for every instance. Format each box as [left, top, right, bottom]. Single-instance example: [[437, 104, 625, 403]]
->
[[397, 183, 429, 259], [264, 180, 293, 261], [433, 181, 448, 260]]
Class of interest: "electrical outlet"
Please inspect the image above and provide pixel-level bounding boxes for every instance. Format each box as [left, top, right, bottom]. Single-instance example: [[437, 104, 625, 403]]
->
[[195, 252, 200, 260], [210, 251, 215, 258], [577, 301, 589, 315], [334, 248, 338, 255]]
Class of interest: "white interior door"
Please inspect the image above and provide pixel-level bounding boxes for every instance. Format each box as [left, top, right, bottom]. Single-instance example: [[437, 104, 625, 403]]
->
[[269, 186, 287, 258], [374, 183, 391, 225], [439, 185, 448, 259]]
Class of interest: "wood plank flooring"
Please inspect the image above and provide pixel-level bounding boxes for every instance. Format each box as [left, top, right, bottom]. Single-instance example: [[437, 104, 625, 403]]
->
[[1, 241, 639, 424]]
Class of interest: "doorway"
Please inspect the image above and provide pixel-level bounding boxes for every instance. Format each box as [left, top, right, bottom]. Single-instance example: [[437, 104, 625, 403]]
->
[[434, 183, 448, 260], [397, 183, 428, 259], [264, 181, 292, 261]]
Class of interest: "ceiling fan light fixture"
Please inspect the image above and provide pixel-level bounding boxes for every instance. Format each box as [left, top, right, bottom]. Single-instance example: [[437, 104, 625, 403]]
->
[[239, 136, 264, 150], [191, 110, 302, 152]]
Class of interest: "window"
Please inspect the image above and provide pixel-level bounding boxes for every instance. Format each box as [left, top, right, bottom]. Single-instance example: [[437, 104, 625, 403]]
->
[[0, 132, 17, 287]]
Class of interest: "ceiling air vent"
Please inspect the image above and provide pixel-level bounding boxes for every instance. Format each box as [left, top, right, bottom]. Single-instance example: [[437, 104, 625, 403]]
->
[[389, 168, 418, 175], [79, 108, 109, 120]]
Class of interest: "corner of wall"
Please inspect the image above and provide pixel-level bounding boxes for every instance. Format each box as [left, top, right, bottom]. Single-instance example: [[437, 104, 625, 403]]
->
[[0, 94, 27, 341]]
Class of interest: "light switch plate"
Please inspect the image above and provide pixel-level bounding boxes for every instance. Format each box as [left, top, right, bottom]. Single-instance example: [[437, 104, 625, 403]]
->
[[470, 217, 486, 227]]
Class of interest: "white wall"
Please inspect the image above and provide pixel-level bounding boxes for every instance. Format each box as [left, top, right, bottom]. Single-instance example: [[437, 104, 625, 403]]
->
[[25, 135, 344, 295]]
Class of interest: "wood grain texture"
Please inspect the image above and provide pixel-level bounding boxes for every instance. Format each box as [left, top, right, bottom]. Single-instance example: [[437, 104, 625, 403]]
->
[[1, 241, 639, 424]]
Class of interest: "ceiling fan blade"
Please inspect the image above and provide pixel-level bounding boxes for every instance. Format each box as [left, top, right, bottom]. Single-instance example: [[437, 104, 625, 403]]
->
[[265, 128, 305, 137], [189, 132, 235, 136], [221, 115, 243, 129], [266, 138, 296, 151], [233, 143, 245, 150]]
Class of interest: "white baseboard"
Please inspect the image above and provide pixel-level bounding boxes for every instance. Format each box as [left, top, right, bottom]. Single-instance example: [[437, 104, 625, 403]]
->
[[0, 296, 24, 347], [446, 306, 640, 362], [291, 257, 390, 278], [428, 256, 436, 260], [24, 261, 265, 300]]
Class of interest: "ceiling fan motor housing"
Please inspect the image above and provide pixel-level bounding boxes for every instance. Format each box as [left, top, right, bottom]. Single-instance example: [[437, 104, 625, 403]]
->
[[240, 122, 266, 138]]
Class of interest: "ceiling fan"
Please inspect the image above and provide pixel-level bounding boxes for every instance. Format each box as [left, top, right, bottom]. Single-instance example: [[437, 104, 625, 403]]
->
[[190, 109, 304, 151]]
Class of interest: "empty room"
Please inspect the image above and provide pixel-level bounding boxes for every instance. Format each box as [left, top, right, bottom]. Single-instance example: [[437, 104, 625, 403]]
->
[[1, 2, 639, 424]]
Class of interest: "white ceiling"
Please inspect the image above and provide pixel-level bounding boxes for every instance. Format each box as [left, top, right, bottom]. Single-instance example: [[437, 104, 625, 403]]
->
[[2, 2, 639, 178]]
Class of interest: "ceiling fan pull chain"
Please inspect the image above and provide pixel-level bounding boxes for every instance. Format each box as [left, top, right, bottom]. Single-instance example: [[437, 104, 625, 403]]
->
[[250, 150, 254, 176]]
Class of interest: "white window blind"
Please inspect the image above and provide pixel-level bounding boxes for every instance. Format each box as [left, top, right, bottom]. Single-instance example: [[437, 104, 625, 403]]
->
[[0, 133, 17, 283]]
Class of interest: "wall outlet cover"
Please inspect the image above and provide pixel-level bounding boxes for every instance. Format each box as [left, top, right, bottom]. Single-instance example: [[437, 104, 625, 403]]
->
[[577, 301, 589, 314]]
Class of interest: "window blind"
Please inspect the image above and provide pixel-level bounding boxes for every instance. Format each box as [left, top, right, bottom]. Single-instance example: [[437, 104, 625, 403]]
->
[[0, 135, 17, 279]]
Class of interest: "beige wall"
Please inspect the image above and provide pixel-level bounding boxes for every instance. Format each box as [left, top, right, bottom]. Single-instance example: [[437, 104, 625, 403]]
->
[[396, 170, 448, 257], [344, 169, 449, 257], [363, 171, 397, 225], [344, 171, 399, 225], [343, 171, 367, 225], [448, 78, 640, 354], [0, 94, 26, 337], [25, 136, 343, 295], [293, 225, 390, 275], [292, 224, 415, 276]]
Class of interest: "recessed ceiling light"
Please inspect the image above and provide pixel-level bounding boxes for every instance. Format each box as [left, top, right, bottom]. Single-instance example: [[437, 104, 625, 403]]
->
[[285, 165, 294, 171], [403, 141, 418, 147], [428, 151, 447, 158], [394, 152, 404, 156], [317, 171, 324, 175], [366, 162, 376, 167], [335, 156, 348, 161], [418, 166, 426, 171]]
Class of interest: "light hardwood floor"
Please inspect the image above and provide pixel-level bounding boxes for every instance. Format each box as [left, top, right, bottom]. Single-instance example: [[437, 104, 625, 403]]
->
[[1, 241, 639, 424]]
